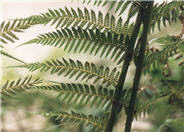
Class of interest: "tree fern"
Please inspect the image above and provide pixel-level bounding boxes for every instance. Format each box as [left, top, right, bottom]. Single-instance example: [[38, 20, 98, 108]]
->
[[2, 1, 184, 132]]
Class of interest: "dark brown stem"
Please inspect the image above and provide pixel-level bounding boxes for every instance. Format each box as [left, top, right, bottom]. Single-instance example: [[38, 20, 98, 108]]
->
[[124, 2, 154, 132], [105, 4, 144, 132]]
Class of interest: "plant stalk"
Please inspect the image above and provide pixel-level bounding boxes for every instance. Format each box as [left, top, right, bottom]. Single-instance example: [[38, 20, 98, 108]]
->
[[124, 1, 154, 132], [105, 4, 144, 132]]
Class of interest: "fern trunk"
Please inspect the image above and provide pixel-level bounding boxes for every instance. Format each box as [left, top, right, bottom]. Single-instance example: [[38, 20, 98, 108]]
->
[[125, 1, 154, 132], [105, 3, 144, 132]]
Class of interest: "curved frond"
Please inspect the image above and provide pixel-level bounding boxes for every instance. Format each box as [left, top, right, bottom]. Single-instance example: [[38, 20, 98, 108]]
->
[[35, 111, 106, 130], [0, 76, 42, 100], [20, 27, 129, 63], [13, 58, 120, 86]]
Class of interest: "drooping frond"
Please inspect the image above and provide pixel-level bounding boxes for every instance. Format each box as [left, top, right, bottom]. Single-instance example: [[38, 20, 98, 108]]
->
[[34, 83, 114, 109], [0, 16, 40, 44], [0, 76, 42, 100], [144, 36, 184, 72], [0, 50, 26, 64], [13, 58, 120, 86], [151, 1, 183, 32], [20, 27, 130, 63], [34, 111, 106, 130]]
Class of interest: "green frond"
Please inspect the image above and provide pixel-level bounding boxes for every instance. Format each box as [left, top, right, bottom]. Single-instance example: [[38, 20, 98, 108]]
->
[[13, 58, 120, 87], [0, 16, 40, 44], [34, 111, 106, 130], [134, 94, 170, 119], [0, 76, 42, 100], [0, 50, 26, 64], [17, 7, 133, 35], [20, 27, 129, 63], [82, 0, 138, 17], [34, 83, 114, 109], [151, 1, 183, 32], [144, 36, 184, 72], [134, 79, 184, 119]]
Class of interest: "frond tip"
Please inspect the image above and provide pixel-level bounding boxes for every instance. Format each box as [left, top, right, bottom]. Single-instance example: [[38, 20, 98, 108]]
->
[[0, 76, 42, 100], [0, 16, 40, 44], [34, 111, 106, 130]]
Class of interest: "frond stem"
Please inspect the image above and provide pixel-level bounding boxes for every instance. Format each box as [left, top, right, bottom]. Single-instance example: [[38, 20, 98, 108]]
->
[[105, 3, 144, 132], [125, 2, 154, 132]]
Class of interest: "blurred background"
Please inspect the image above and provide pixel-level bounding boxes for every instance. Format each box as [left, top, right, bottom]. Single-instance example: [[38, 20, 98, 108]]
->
[[1, 1, 183, 132]]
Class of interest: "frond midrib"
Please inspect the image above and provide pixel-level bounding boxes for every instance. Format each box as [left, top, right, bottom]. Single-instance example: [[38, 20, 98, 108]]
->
[[52, 112, 105, 129], [32, 33, 126, 51], [0, 80, 41, 95], [41, 63, 118, 85]]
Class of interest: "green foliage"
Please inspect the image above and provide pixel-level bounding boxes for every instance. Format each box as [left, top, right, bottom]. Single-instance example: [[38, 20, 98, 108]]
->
[[12, 58, 120, 87], [158, 118, 184, 132], [0, 16, 40, 44], [34, 111, 107, 131], [151, 1, 183, 32], [144, 36, 184, 72], [0, 76, 42, 100], [1, 1, 184, 132], [19, 27, 129, 63], [0, 50, 25, 64], [82, 0, 136, 17]]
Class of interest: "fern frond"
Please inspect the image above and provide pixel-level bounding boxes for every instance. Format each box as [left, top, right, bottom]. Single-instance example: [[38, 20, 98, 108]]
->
[[13, 58, 120, 86], [17, 7, 133, 35], [34, 83, 114, 109], [20, 27, 129, 62], [151, 1, 183, 32], [0, 50, 26, 64], [144, 36, 184, 72], [34, 111, 106, 130], [0, 76, 42, 100], [82, 0, 138, 17], [0, 16, 40, 44], [134, 94, 170, 119]]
